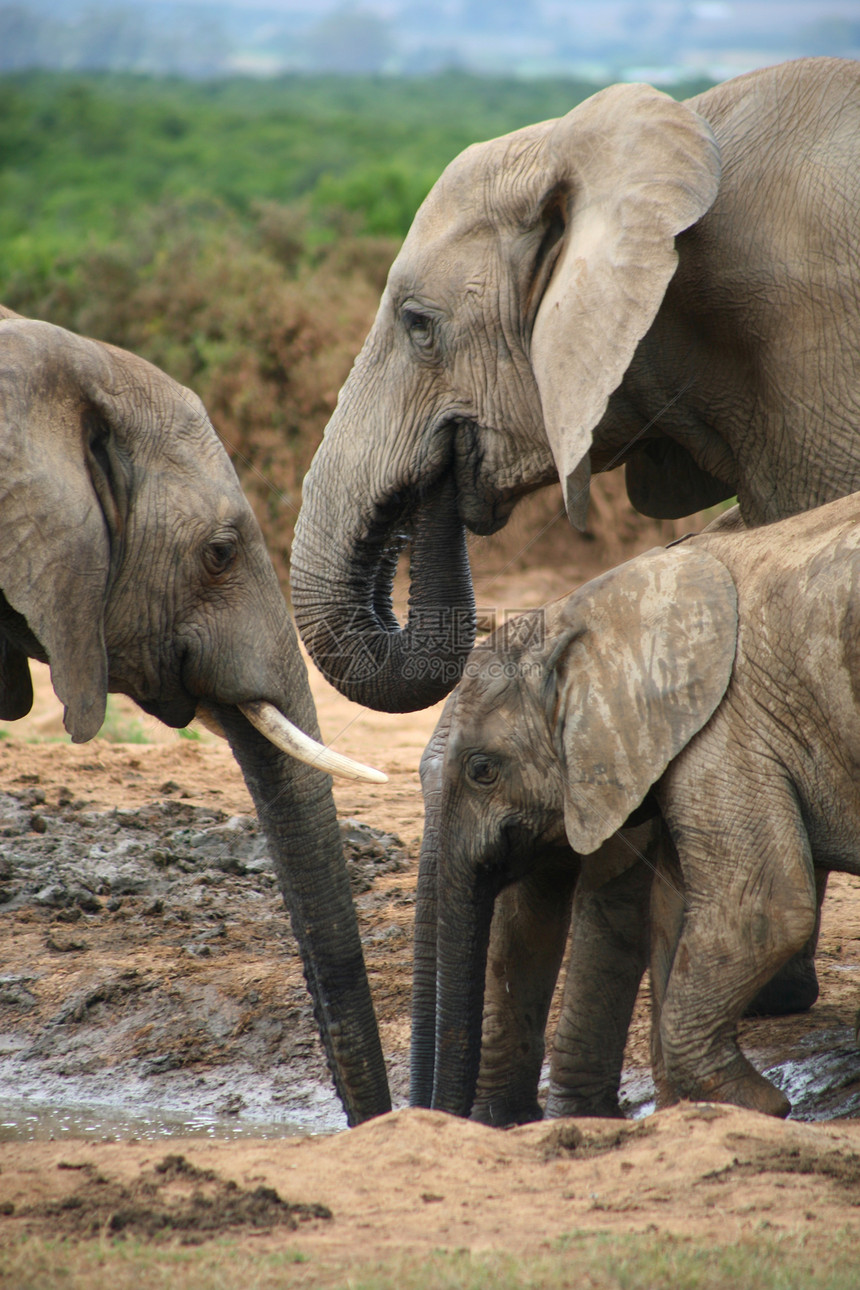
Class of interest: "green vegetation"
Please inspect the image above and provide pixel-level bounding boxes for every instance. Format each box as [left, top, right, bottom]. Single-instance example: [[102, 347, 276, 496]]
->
[[0, 70, 714, 590], [0, 70, 713, 284], [1, 1228, 856, 1290], [95, 697, 151, 744]]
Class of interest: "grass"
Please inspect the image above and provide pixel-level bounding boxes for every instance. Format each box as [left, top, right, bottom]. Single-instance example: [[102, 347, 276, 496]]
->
[[95, 697, 151, 745], [1, 1229, 857, 1290]]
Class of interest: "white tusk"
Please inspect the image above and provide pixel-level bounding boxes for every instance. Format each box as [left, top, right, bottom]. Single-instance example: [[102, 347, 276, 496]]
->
[[238, 700, 388, 784]]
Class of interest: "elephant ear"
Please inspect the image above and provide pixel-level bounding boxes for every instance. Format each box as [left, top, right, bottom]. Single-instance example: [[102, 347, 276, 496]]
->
[[0, 318, 123, 742], [548, 545, 737, 855], [529, 84, 721, 529]]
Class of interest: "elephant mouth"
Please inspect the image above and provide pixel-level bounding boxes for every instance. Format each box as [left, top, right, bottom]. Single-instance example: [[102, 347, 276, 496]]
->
[[452, 420, 543, 536], [135, 679, 386, 784], [191, 699, 386, 782], [293, 469, 476, 713]]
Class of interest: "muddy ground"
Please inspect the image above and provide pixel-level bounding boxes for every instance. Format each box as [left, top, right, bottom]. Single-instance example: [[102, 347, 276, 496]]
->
[[0, 496, 859, 1269]]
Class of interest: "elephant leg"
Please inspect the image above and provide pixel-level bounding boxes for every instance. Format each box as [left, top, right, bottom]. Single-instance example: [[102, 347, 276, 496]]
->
[[546, 825, 656, 1119], [471, 851, 577, 1127], [745, 869, 827, 1016], [658, 784, 817, 1118]]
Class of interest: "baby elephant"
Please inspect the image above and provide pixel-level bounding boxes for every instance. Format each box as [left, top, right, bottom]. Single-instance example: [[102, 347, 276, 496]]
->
[[421, 493, 860, 1119]]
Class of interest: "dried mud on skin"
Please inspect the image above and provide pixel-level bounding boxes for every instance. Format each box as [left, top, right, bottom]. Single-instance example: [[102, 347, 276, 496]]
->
[[13, 1152, 331, 1243]]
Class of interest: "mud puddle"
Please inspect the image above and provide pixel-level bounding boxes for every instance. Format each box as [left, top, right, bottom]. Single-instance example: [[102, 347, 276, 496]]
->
[[0, 1094, 341, 1143], [0, 789, 411, 1141], [0, 1061, 345, 1142], [1, 784, 858, 1140], [763, 1026, 860, 1120]]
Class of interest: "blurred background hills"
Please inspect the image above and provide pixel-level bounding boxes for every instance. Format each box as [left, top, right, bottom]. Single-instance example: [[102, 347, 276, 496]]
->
[[2, 1, 857, 82]]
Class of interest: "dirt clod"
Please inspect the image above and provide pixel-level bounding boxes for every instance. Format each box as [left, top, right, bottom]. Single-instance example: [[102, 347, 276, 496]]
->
[[18, 1152, 331, 1242]]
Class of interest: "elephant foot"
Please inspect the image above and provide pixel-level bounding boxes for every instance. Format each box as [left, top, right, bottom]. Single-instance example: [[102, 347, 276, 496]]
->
[[544, 1088, 623, 1120], [669, 1053, 790, 1119], [745, 956, 819, 1017], [471, 1095, 543, 1127]]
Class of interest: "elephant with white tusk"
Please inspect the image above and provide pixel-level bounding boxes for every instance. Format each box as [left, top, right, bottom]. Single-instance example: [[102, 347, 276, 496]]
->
[[418, 493, 860, 1121], [0, 306, 389, 1126]]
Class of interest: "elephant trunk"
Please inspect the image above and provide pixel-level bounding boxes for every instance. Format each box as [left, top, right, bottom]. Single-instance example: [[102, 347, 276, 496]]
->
[[431, 868, 496, 1117], [410, 763, 443, 1109], [292, 464, 476, 714], [214, 697, 391, 1127], [410, 713, 454, 1106], [410, 829, 438, 1107]]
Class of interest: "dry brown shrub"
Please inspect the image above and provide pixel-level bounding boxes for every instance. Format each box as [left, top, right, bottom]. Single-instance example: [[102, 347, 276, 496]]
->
[[13, 206, 393, 593], [12, 206, 715, 598]]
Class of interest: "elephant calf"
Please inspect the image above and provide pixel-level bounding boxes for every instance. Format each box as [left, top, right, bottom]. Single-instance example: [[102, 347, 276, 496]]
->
[[420, 493, 860, 1120]]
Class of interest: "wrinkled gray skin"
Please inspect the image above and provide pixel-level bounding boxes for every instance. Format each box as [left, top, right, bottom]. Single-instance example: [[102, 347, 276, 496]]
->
[[292, 58, 860, 713], [422, 493, 860, 1120], [413, 508, 819, 1125], [295, 57, 855, 1079], [414, 729, 823, 1125], [0, 310, 390, 1126], [412, 703, 656, 1123]]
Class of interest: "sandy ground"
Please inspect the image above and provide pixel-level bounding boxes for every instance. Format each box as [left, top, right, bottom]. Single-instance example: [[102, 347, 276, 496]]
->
[[1, 520, 859, 1269], [2, 1103, 860, 1271]]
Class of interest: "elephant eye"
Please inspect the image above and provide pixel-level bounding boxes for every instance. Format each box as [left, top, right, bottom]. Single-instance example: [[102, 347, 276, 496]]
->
[[203, 536, 238, 578], [402, 307, 435, 349], [466, 754, 499, 787]]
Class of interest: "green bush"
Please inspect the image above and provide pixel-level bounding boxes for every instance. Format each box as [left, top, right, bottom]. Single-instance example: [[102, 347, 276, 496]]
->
[[0, 69, 715, 587]]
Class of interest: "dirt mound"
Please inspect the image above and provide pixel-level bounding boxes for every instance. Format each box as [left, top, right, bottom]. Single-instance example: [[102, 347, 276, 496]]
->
[[18, 1152, 331, 1243], [2, 1105, 860, 1259]]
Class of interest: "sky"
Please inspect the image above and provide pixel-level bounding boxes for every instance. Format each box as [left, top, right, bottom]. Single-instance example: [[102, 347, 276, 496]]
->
[[7, 0, 860, 80]]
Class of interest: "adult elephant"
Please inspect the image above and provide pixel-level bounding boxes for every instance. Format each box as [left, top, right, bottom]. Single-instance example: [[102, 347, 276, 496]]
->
[[0, 308, 391, 1126], [291, 58, 860, 711]]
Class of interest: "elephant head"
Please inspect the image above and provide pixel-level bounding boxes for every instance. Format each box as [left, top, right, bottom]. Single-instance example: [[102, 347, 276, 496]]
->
[[0, 310, 391, 1125], [411, 693, 577, 1122], [291, 83, 721, 711], [427, 545, 738, 1116]]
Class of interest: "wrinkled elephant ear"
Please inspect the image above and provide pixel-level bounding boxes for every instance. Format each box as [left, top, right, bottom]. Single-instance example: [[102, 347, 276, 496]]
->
[[528, 84, 721, 528], [547, 545, 737, 855], [0, 318, 117, 741]]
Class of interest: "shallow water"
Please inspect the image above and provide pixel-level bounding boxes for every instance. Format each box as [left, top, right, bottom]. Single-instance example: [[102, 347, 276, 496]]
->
[[0, 1027, 856, 1142], [0, 1101, 323, 1142], [0, 1052, 347, 1142], [553, 1025, 860, 1126], [763, 1025, 860, 1120]]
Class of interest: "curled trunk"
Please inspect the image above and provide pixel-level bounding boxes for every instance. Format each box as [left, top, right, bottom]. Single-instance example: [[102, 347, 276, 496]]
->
[[292, 473, 475, 713]]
